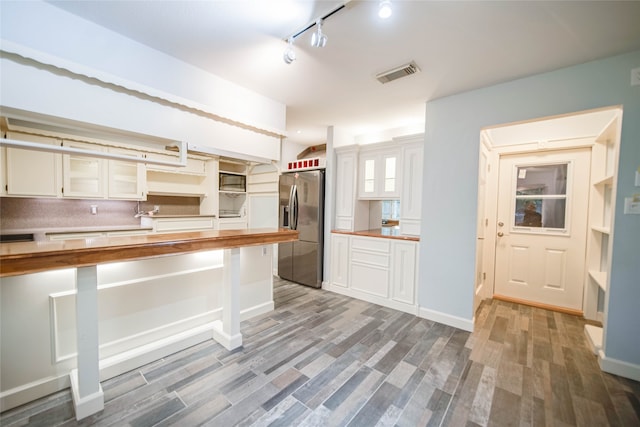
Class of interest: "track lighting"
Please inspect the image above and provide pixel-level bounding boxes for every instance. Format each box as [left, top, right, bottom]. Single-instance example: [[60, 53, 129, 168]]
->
[[283, 37, 296, 64], [310, 19, 327, 48], [378, 0, 392, 19], [283, 3, 345, 64]]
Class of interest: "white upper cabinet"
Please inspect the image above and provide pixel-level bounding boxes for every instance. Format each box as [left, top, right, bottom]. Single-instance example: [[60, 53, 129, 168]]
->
[[146, 152, 206, 176], [335, 146, 369, 231], [5, 132, 62, 197], [108, 147, 146, 200], [62, 140, 107, 199], [358, 146, 400, 199], [399, 139, 424, 236]]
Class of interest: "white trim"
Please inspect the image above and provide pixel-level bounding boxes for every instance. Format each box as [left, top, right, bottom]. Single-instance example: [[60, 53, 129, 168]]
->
[[418, 307, 474, 332], [0, 375, 70, 413], [598, 351, 640, 381], [325, 284, 418, 315], [240, 301, 274, 321], [69, 370, 104, 421], [0, 40, 285, 138]]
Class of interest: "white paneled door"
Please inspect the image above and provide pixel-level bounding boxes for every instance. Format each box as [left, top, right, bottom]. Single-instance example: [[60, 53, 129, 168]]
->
[[494, 148, 590, 311]]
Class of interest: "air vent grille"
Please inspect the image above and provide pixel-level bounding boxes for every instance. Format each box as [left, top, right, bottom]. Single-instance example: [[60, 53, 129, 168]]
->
[[376, 61, 420, 84]]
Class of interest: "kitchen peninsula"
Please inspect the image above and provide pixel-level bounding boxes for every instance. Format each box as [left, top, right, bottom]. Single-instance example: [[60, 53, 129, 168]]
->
[[0, 228, 297, 419]]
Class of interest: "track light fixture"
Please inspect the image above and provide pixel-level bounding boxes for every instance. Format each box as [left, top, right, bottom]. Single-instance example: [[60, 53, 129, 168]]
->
[[310, 19, 328, 48], [283, 37, 296, 64], [378, 0, 392, 19], [283, 3, 345, 64]]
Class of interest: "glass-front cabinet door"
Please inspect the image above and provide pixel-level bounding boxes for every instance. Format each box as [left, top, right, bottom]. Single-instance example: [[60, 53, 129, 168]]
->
[[358, 148, 400, 199], [358, 152, 378, 198], [62, 140, 107, 198]]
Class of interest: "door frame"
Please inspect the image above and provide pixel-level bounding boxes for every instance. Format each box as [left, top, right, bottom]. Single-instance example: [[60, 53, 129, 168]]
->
[[473, 107, 621, 318]]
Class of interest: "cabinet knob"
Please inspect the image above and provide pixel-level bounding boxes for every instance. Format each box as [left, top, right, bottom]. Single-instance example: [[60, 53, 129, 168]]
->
[[497, 232, 504, 237]]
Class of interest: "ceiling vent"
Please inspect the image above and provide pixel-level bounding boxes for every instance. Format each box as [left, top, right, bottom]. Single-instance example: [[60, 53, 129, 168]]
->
[[376, 61, 420, 84]]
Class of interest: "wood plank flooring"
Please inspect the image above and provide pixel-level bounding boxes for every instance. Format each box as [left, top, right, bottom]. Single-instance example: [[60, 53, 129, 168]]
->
[[2, 278, 639, 426]]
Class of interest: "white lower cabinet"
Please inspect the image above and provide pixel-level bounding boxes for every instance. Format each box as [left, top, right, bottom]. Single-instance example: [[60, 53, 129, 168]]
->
[[391, 241, 417, 305], [328, 233, 418, 314]]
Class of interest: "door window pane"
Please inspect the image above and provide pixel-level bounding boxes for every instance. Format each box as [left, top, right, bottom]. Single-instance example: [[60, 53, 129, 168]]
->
[[514, 163, 568, 230]]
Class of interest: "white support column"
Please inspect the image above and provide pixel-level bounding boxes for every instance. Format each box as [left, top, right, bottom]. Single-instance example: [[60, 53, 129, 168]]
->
[[70, 265, 104, 420], [212, 247, 243, 350]]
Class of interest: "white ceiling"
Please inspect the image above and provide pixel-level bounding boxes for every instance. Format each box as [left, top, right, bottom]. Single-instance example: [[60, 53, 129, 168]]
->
[[48, 0, 640, 146]]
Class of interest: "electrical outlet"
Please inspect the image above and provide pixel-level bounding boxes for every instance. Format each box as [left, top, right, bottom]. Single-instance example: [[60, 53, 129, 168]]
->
[[90, 205, 98, 215], [154, 205, 160, 212], [632, 67, 640, 86]]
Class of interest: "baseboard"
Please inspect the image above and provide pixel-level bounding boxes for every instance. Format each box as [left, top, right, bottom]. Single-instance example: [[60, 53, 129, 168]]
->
[[324, 283, 418, 315], [240, 301, 274, 321], [598, 351, 640, 381], [0, 374, 70, 413], [418, 307, 474, 332]]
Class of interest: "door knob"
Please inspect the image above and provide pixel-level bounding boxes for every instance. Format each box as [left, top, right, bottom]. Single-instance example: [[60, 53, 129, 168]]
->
[[497, 232, 504, 237], [498, 221, 504, 227]]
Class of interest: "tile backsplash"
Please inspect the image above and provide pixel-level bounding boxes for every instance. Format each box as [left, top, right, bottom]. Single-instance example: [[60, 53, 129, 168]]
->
[[0, 195, 200, 231]]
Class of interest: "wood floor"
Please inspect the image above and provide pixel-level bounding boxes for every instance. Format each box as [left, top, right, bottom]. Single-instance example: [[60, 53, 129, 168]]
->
[[2, 278, 639, 426]]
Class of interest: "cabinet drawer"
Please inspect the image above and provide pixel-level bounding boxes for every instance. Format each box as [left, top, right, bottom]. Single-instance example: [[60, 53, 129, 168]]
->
[[351, 236, 390, 253], [351, 250, 389, 268]]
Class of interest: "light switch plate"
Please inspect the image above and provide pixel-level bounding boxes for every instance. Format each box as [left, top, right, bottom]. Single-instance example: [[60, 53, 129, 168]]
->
[[635, 170, 640, 187], [624, 196, 640, 214]]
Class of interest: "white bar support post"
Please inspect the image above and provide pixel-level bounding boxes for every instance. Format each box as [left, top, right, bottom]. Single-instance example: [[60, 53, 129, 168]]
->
[[212, 248, 243, 350], [70, 265, 104, 420]]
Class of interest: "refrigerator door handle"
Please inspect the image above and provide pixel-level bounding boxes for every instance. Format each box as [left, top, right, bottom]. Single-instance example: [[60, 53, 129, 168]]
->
[[288, 184, 296, 230], [292, 185, 299, 230]]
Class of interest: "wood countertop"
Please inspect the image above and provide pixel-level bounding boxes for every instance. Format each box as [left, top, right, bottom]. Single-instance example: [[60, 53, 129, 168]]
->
[[0, 228, 298, 277], [332, 228, 420, 242]]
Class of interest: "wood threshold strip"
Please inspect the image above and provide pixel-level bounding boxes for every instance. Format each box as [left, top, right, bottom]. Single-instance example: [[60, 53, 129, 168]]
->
[[492, 294, 584, 317]]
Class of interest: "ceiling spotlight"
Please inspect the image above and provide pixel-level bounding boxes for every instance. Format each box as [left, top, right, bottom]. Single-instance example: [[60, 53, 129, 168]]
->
[[310, 19, 327, 48], [378, 0, 392, 19], [283, 37, 296, 64]]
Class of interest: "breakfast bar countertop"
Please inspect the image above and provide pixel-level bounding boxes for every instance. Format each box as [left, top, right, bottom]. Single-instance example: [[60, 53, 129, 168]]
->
[[0, 228, 298, 277]]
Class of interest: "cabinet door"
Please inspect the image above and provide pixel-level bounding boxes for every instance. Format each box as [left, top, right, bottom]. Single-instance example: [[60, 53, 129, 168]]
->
[[358, 148, 400, 199], [335, 152, 356, 218], [379, 150, 400, 198], [358, 152, 378, 199], [391, 241, 417, 305], [108, 147, 145, 200], [331, 234, 350, 287], [5, 132, 61, 197], [400, 143, 423, 236], [62, 140, 106, 198]]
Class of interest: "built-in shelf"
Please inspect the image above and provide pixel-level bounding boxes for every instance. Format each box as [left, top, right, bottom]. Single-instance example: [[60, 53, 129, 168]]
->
[[584, 324, 603, 355], [589, 269, 608, 292], [591, 225, 611, 235]]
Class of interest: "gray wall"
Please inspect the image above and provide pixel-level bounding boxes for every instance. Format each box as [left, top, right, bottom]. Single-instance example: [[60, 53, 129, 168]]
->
[[419, 50, 640, 367]]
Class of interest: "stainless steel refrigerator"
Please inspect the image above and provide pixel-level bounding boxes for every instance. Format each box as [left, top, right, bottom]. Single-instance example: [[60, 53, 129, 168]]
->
[[278, 169, 325, 288]]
